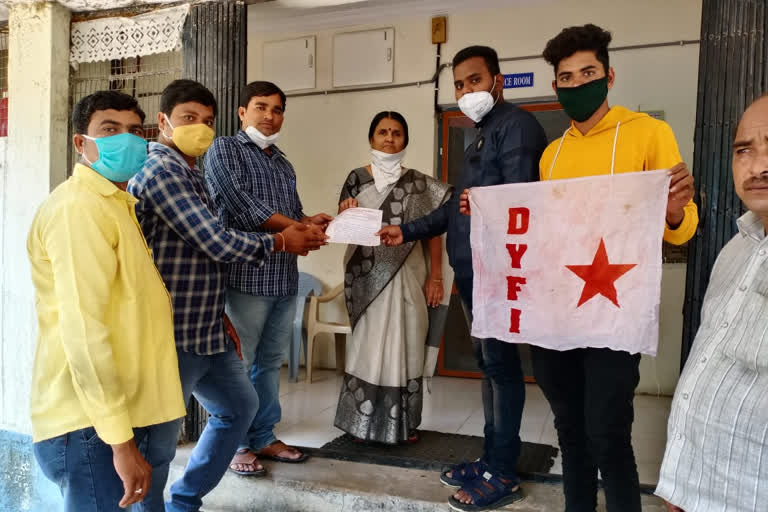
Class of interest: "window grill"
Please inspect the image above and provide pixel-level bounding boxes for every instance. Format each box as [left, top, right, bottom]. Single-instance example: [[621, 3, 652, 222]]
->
[[68, 51, 183, 167]]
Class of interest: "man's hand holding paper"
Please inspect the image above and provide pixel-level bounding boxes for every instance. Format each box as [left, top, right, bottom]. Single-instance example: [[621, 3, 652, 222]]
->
[[326, 207, 383, 246]]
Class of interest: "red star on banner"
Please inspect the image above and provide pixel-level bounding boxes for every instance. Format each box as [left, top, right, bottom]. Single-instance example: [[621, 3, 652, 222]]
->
[[566, 238, 637, 308]]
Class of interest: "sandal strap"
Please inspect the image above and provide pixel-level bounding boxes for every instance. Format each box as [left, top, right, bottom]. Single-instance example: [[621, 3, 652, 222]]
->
[[260, 440, 301, 457], [458, 472, 515, 507], [448, 459, 485, 478], [461, 484, 488, 504], [448, 461, 471, 474], [231, 449, 260, 465]]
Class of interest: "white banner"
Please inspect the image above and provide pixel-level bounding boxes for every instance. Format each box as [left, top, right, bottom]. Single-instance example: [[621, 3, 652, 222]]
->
[[469, 170, 671, 356]]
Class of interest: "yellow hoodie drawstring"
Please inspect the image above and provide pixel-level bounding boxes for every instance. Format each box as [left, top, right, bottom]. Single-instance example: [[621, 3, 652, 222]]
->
[[609, 121, 621, 176], [547, 121, 622, 179], [547, 127, 570, 180]]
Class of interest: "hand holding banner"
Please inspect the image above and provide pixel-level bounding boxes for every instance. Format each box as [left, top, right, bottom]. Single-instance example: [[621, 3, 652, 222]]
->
[[469, 170, 671, 356]]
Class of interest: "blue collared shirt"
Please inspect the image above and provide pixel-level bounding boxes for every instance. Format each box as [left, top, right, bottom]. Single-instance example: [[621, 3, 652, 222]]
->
[[128, 142, 275, 355], [205, 130, 305, 296]]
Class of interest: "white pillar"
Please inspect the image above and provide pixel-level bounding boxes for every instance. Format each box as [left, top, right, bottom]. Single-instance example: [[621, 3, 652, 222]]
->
[[1, 1, 70, 434]]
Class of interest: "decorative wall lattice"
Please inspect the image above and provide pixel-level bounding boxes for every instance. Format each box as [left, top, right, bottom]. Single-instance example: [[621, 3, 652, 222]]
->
[[70, 4, 189, 64]]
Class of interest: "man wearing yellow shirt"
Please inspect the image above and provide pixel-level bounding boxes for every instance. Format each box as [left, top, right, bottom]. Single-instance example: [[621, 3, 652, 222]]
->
[[533, 24, 698, 512], [27, 90, 185, 511]]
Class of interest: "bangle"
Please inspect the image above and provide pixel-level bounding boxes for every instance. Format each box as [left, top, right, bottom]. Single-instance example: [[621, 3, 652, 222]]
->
[[432, 278, 443, 283], [275, 233, 285, 252]]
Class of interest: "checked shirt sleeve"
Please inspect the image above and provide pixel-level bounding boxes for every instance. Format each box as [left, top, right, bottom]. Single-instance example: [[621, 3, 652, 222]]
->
[[205, 137, 276, 231], [142, 169, 274, 265]]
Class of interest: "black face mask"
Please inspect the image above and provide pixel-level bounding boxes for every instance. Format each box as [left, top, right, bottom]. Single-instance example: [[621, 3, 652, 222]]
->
[[556, 77, 609, 122]]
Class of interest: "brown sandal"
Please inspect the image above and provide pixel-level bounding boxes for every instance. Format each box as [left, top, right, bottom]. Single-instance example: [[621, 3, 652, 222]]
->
[[229, 448, 267, 476], [257, 440, 309, 463]]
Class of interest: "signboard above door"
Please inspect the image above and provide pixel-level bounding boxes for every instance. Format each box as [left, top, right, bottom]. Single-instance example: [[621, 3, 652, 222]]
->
[[503, 72, 534, 89]]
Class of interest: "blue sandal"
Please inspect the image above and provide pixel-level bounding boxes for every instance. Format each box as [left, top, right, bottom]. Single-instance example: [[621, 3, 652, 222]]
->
[[440, 459, 488, 488], [447, 472, 524, 511]]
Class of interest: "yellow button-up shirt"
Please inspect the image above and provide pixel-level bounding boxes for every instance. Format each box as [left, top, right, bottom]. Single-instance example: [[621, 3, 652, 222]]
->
[[27, 164, 185, 444]]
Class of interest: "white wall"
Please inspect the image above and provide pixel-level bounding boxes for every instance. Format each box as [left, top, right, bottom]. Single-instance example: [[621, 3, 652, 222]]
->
[[0, 3, 71, 434], [247, 0, 702, 393]]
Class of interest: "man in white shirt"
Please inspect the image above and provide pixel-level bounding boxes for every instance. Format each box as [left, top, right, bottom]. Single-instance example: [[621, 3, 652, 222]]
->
[[656, 95, 768, 512]]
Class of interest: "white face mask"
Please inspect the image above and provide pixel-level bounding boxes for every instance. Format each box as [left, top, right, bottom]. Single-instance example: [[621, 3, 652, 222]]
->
[[457, 81, 500, 123], [371, 148, 406, 193], [245, 125, 280, 150]]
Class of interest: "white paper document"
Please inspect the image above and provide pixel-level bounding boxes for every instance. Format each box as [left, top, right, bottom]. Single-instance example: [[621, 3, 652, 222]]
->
[[326, 207, 383, 246]]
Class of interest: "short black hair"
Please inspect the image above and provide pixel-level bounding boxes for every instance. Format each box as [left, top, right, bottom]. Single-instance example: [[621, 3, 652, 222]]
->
[[368, 111, 409, 148], [161, 79, 217, 117], [239, 81, 286, 111], [543, 24, 612, 75], [72, 90, 145, 134], [452, 46, 501, 76]]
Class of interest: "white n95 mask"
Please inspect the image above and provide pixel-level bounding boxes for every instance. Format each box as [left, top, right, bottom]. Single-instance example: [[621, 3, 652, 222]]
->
[[458, 82, 499, 123]]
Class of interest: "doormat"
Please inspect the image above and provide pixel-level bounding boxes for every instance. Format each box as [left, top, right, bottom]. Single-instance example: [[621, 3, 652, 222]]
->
[[302, 430, 658, 493], [302, 430, 558, 478]]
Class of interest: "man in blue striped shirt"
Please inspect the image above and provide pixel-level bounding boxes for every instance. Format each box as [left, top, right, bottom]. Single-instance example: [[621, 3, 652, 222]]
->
[[128, 79, 326, 511], [206, 81, 332, 467]]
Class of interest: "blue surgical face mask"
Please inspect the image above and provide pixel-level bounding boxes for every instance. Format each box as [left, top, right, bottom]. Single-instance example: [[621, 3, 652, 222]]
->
[[81, 132, 148, 183]]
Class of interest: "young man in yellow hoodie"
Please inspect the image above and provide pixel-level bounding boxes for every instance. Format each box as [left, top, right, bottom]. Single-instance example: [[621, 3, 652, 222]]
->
[[534, 24, 698, 512]]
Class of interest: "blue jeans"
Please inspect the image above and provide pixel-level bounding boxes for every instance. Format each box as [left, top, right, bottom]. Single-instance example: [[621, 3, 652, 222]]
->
[[455, 275, 525, 483], [33, 423, 174, 512], [225, 289, 297, 451], [150, 348, 259, 512]]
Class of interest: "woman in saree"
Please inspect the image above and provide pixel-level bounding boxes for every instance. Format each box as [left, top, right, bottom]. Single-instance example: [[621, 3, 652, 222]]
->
[[334, 111, 453, 444]]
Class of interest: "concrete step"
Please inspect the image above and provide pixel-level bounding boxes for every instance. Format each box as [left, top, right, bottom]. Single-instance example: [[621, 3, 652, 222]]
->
[[169, 444, 667, 512]]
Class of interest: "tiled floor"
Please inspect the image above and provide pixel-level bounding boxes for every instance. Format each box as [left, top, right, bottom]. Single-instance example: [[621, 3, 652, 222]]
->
[[274, 368, 672, 486]]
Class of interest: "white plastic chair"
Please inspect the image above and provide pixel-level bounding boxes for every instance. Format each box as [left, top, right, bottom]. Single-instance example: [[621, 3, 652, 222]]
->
[[305, 283, 351, 383]]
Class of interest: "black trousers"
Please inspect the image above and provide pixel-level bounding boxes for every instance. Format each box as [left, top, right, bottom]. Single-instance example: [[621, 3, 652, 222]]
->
[[531, 346, 642, 512]]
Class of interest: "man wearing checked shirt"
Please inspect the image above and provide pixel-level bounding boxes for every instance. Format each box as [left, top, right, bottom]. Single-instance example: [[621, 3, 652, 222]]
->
[[206, 81, 333, 468], [128, 80, 326, 511]]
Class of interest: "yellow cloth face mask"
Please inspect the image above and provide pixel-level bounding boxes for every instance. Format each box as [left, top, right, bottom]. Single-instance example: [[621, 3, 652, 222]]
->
[[165, 115, 215, 157]]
